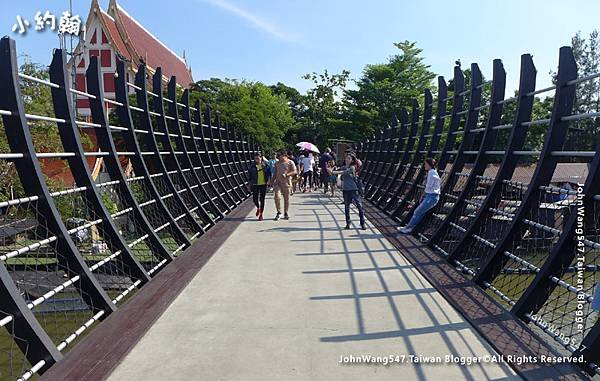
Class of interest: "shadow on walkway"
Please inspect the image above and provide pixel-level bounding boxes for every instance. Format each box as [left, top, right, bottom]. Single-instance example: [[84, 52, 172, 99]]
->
[[293, 193, 517, 381]]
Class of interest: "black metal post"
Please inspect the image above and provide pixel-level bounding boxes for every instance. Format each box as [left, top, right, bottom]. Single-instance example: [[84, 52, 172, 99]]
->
[[113, 58, 191, 247], [474, 47, 577, 286], [49, 49, 150, 285]]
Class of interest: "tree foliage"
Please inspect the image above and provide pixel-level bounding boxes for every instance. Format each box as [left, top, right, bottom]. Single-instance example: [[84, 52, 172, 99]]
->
[[344, 41, 436, 134], [558, 30, 600, 150], [190, 79, 294, 154], [0, 56, 67, 201]]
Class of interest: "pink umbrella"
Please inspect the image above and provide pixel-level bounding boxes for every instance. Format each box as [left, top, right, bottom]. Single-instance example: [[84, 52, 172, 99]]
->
[[295, 141, 320, 153]]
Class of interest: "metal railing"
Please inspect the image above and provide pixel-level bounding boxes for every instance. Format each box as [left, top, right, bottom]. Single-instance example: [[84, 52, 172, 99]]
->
[[359, 46, 600, 377], [0, 37, 258, 380]]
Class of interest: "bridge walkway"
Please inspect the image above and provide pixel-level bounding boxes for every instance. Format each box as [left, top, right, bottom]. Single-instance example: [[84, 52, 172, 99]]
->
[[107, 192, 517, 381]]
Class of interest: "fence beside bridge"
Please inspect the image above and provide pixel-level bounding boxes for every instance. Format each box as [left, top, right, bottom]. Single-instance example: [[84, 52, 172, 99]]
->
[[0, 36, 259, 380], [358, 45, 600, 377]]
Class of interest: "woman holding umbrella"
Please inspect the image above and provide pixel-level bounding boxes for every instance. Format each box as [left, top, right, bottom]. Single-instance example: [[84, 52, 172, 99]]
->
[[301, 151, 316, 192], [296, 142, 319, 193]]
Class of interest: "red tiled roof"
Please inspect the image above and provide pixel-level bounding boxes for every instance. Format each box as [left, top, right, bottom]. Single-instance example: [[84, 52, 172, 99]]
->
[[481, 163, 589, 184], [114, 4, 194, 87], [100, 10, 131, 61], [42, 130, 98, 187]]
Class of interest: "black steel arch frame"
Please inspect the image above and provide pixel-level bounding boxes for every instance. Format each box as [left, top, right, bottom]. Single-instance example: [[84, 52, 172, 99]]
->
[[363, 120, 397, 198], [165, 78, 217, 227], [191, 100, 231, 215], [412, 63, 483, 237], [158, 74, 214, 231], [86, 56, 174, 268], [380, 101, 423, 213], [393, 66, 466, 223], [0, 37, 256, 379], [201, 105, 238, 209], [377, 92, 433, 209], [114, 58, 192, 249], [427, 59, 507, 247], [370, 117, 403, 205], [444, 54, 537, 267], [391, 77, 449, 221], [49, 49, 151, 288], [359, 46, 600, 376], [136, 65, 205, 239], [363, 112, 407, 203]]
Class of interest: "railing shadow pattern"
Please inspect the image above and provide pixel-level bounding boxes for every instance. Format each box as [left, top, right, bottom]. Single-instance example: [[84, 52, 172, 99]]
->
[[0, 37, 258, 380], [358, 45, 600, 377]]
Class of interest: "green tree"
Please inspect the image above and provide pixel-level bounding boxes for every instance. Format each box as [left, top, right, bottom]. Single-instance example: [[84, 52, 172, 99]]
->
[[546, 31, 600, 152], [190, 79, 294, 154], [344, 41, 436, 134], [290, 69, 350, 148], [0, 56, 68, 202]]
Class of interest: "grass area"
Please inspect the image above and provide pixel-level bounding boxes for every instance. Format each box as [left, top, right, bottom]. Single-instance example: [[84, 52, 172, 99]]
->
[[0, 330, 33, 380], [486, 272, 536, 307], [488, 270, 600, 343], [4, 257, 56, 266], [0, 308, 96, 380]]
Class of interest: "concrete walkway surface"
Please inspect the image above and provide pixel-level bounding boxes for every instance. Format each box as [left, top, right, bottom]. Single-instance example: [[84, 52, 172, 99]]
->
[[108, 192, 520, 381]]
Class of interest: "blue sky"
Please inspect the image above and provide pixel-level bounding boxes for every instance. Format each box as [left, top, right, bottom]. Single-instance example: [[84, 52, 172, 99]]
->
[[1, 0, 599, 95]]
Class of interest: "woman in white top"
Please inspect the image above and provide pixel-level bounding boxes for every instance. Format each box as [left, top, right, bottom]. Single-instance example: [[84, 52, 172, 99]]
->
[[301, 152, 315, 192], [399, 158, 441, 234]]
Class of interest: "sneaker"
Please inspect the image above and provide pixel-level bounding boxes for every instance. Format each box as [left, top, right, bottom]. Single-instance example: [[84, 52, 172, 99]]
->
[[283, 213, 290, 220], [256, 208, 260, 217], [258, 213, 263, 221], [361, 223, 366, 230], [344, 224, 351, 230], [399, 226, 412, 234], [275, 213, 281, 221]]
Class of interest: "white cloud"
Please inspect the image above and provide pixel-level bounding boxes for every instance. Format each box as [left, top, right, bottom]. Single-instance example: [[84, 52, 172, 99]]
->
[[203, 0, 305, 45]]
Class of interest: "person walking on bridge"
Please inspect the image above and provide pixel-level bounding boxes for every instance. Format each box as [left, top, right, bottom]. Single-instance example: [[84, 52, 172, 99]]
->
[[399, 158, 441, 234], [271, 150, 297, 220], [319, 148, 334, 194], [334, 153, 366, 230], [247, 153, 271, 221], [301, 151, 315, 193]]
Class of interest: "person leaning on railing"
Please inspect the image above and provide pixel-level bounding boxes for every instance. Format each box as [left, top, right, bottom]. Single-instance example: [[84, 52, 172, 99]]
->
[[399, 158, 441, 234], [247, 153, 272, 221]]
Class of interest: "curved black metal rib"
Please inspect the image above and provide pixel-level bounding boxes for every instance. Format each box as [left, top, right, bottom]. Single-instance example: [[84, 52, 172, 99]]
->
[[176, 89, 222, 223], [49, 49, 150, 286], [0, 38, 116, 352], [113, 58, 191, 248]]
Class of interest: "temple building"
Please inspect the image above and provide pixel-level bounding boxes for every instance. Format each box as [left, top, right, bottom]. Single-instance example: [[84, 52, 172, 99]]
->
[[69, 0, 194, 116]]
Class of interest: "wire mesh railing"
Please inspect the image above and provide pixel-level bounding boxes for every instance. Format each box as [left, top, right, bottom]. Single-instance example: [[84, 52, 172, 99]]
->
[[358, 45, 600, 377], [0, 36, 258, 379]]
